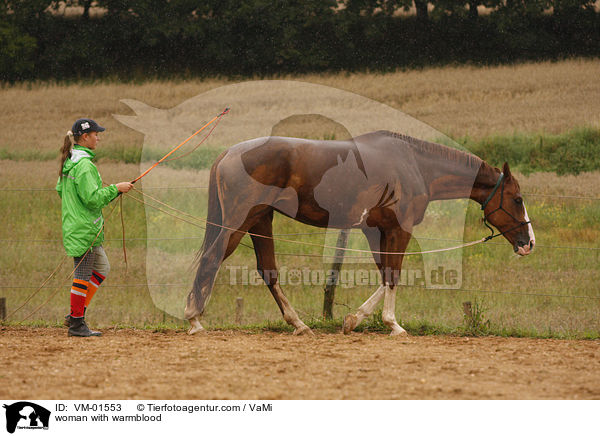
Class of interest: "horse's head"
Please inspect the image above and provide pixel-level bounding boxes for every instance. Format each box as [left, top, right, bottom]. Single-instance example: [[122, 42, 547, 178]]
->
[[481, 163, 535, 256]]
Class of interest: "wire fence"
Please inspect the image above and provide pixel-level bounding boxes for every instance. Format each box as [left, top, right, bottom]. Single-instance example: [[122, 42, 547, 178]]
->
[[1, 235, 599, 252], [2, 186, 600, 200], [1, 185, 599, 309], [1, 283, 598, 300]]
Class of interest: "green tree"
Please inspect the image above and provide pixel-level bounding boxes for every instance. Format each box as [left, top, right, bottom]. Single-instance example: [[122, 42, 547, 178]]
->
[[0, 21, 37, 80]]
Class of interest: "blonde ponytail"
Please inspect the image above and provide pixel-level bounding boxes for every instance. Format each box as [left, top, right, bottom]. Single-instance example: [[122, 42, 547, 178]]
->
[[59, 131, 74, 176]]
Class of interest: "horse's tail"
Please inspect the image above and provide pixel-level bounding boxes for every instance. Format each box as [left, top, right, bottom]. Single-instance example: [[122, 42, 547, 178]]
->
[[199, 150, 227, 257], [186, 150, 228, 318]]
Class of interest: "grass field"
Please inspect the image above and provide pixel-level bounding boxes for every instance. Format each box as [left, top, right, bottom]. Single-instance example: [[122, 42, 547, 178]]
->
[[1, 59, 599, 338], [1, 161, 598, 338]]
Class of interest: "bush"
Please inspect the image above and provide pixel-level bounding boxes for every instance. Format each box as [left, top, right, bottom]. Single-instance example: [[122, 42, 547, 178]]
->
[[460, 128, 600, 175]]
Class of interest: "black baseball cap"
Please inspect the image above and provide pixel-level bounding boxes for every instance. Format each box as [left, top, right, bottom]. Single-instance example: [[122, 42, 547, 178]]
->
[[71, 118, 105, 136]]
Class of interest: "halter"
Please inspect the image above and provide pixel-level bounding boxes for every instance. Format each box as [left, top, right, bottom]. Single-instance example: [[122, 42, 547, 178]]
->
[[481, 172, 531, 241]]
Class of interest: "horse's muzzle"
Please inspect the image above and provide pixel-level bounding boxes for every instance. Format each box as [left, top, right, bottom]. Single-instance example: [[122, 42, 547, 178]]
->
[[514, 240, 534, 256]]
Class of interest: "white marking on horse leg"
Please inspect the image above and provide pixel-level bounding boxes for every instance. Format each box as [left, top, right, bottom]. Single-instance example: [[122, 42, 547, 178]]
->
[[382, 285, 407, 336], [356, 284, 386, 320], [343, 285, 385, 334], [187, 317, 205, 335]]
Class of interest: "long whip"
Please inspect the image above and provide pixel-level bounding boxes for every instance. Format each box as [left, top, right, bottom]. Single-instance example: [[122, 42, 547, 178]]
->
[[130, 107, 230, 185]]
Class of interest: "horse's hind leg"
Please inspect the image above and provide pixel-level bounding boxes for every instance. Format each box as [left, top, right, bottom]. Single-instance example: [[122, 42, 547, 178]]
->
[[250, 211, 313, 336], [186, 228, 236, 334], [186, 216, 259, 334]]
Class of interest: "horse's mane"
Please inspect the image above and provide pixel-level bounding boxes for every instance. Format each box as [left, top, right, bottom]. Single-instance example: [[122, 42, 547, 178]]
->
[[377, 130, 483, 170]]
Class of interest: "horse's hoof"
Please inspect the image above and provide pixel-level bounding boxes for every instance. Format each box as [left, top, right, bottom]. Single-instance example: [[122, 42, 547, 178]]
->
[[390, 328, 408, 337], [343, 314, 358, 335], [293, 325, 314, 336], [187, 326, 205, 335], [187, 318, 205, 335]]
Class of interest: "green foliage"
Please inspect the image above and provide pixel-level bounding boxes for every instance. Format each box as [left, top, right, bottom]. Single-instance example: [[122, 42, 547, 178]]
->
[[362, 309, 388, 332], [0, 147, 56, 161], [0, 22, 37, 81], [462, 298, 491, 336], [459, 127, 600, 175], [4, 127, 599, 175], [0, 144, 228, 170]]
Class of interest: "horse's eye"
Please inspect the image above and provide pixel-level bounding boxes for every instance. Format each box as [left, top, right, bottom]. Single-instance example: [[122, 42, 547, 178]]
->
[[514, 197, 523, 205]]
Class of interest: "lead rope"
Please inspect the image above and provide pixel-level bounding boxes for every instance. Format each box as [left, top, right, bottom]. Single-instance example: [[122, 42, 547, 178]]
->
[[129, 107, 229, 185], [120, 194, 128, 274], [117, 108, 229, 268], [127, 186, 490, 256]]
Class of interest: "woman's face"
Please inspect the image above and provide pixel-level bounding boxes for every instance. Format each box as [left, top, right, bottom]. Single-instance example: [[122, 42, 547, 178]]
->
[[80, 131, 100, 149]]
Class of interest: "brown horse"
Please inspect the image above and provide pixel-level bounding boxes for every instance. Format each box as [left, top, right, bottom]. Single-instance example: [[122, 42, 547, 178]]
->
[[184, 131, 535, 335]]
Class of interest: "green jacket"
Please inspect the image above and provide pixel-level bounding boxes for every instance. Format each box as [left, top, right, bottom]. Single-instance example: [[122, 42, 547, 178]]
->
[[56, 145, 119, 257]]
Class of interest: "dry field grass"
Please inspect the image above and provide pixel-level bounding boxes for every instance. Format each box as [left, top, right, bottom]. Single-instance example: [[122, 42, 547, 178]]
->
[[1, 59, 599, 154]]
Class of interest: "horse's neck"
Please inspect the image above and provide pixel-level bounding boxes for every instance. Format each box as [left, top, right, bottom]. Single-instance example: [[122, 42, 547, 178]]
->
[[416, 152, 497, 204], [470, 162, 502, 205]]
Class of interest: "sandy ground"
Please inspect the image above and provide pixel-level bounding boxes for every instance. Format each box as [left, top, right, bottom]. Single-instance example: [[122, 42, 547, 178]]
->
[[1, 327, 599, 400]]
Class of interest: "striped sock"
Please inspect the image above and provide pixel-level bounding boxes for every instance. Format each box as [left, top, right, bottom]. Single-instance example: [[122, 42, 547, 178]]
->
[[85, 271, 106, 307], [70, 279, 88, 318], [85, 270, 105, 308]]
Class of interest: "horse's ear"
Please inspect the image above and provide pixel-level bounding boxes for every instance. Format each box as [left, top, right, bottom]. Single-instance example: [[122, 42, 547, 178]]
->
[[502, 162, 512, 180]]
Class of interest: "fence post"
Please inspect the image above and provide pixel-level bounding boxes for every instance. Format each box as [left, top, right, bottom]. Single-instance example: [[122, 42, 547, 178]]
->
[[463, 301, 473, 325], [0, 297, 5, 321], [235, 297, 244, 325], [323, 229, 350, 320]]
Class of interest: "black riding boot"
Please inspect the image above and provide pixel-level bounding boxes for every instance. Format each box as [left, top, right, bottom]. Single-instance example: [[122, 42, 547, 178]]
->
[[64, 307, 86, 327], [68, 316, 101, 337]]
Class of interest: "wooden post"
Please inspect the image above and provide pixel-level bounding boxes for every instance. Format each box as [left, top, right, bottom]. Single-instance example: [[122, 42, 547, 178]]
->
[[323, 229, 350, 320], [235, 297, 244, 325], [0, 297, 5, 321], [463, 301, 473, 325]]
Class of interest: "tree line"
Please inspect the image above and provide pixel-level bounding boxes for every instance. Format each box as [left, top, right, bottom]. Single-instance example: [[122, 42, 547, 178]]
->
[[1, 0, 598, 81]]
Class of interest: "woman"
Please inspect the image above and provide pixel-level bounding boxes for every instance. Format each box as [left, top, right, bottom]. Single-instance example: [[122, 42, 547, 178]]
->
[[56, 118, 132, 337]]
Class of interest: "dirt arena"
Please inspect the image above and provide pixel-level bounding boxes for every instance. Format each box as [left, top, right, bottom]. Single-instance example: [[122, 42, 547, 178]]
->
[[1, 326, 599, 399]]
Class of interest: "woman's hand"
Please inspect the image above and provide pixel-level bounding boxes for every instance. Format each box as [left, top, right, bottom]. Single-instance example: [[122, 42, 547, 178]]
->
[[116, 182, 134, 193]]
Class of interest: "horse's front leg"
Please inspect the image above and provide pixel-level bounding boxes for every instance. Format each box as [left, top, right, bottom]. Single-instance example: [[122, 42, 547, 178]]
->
[[343, 285, 386, 334], [344, 225, 411, 336], [382, 285, 407, 336], [379, 226, 411, 336]]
